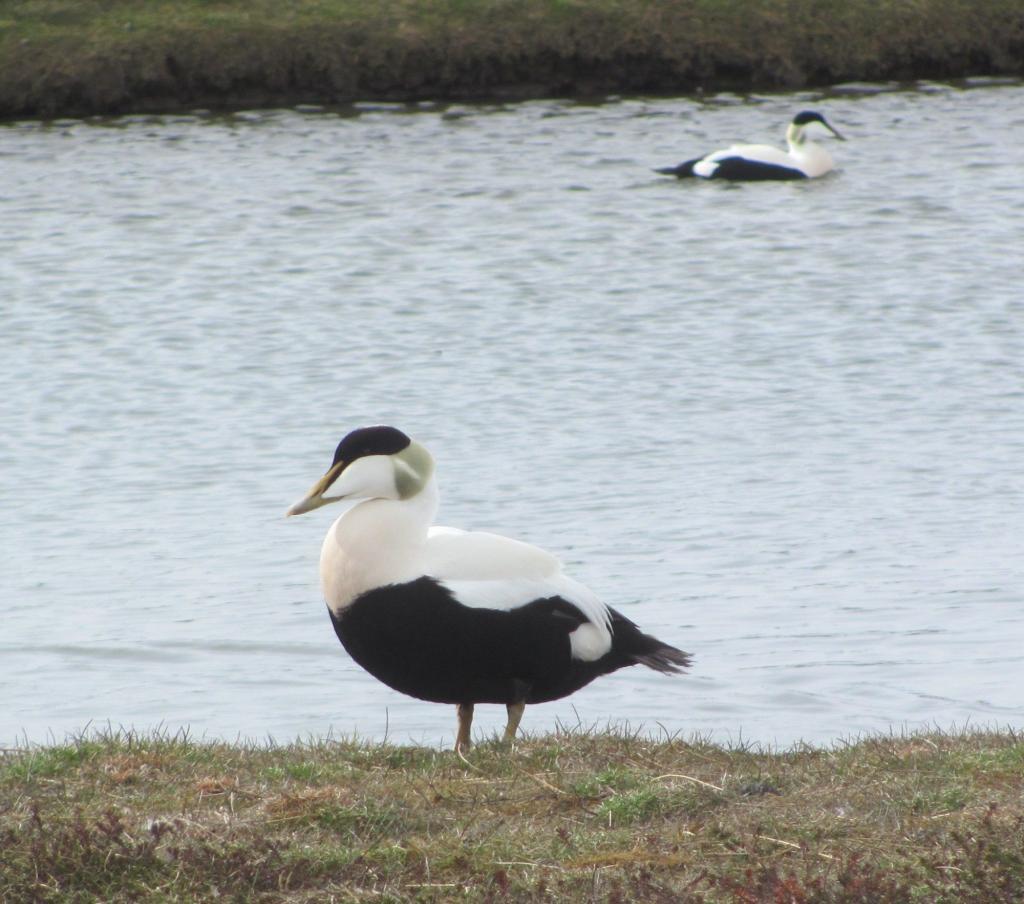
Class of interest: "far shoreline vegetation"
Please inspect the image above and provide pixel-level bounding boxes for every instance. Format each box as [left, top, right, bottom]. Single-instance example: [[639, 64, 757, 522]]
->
[[1, 0, 1023, 121], [2, 726, 1024, 901]]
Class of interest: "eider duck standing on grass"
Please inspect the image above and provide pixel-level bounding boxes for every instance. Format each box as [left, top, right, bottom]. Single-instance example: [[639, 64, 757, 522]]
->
[[288, 426, 691, 752], [656, 110, 845, 181]]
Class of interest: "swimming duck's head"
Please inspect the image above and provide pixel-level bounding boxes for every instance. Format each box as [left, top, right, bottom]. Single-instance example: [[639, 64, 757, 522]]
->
[[789, 110, 845, 142], [287, 425, 435, 516]]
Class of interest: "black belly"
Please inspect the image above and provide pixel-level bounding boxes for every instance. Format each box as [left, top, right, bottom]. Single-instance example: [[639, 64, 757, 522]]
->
[[328, 576, 632, 705], [711, 156, 808, 181]]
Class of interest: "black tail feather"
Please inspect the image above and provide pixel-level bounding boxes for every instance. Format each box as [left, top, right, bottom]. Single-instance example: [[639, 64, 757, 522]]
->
[[633, 642, 692, 674], [609, 609, 692, 674], [654, 158, 700, 179]]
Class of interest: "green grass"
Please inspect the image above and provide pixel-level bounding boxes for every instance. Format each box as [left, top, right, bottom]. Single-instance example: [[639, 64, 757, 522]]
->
[[0, 0, 1022, 118], [2, 726, 1024, 901]]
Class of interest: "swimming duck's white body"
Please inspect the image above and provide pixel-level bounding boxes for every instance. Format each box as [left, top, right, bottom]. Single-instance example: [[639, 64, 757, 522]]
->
[[657, 110, 844, 181]]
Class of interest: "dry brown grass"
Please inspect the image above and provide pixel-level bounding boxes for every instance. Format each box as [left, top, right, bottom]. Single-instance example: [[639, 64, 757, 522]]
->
[[2, 726, 1023, 900]]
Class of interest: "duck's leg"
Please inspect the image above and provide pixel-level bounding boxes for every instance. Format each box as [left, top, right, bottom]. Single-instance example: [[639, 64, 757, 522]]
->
[[503, 702, 525, 743], [455, 703, 474, 753]]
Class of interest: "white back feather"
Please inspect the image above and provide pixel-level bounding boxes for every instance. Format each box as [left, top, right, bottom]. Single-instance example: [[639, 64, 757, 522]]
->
[[712, 143, 794, 167], [423, 527, 559, 580], [422, 526, 614, 660]]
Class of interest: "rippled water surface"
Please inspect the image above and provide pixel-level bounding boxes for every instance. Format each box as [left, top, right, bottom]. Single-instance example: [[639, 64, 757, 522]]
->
[[4, 82, 1024, 748]]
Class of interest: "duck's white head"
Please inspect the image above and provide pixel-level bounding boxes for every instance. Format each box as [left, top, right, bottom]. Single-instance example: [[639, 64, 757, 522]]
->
[[287, 425, 435, 516], [787, 110, 845, 146]]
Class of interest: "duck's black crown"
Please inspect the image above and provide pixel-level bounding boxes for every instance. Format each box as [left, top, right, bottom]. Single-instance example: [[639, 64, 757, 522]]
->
[[792, 110, 826, 126], [333, 426, 411, 466]]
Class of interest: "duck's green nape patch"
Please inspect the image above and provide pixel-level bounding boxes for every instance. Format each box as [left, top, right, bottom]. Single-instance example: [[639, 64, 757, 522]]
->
[[1, 0, 1023, 119], [393, 440, 434, 499], [2, 726, 1024, 901]]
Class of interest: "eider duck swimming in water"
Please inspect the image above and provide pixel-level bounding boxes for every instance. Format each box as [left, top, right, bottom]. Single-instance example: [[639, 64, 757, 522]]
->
[[288, 426, 691, 752], [655, 110, 845, 181]]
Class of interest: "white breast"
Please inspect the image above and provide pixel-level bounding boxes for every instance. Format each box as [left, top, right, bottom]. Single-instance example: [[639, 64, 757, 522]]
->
[[320, 482, 439, 615]]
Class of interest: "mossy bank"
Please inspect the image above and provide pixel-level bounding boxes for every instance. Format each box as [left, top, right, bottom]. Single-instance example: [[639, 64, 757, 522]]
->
[[1, 0, 1023, 119], [2, 727, 1024, 901]]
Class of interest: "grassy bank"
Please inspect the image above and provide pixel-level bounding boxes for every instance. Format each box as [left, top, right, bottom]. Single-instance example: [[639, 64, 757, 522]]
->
[[2, 728, 1023, 901], [1, 0, 1023, 119]]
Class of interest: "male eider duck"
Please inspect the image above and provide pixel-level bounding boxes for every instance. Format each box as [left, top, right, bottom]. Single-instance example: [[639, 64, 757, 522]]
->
[[288, 426, 691, 752], [656, 110, 845, 181]]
